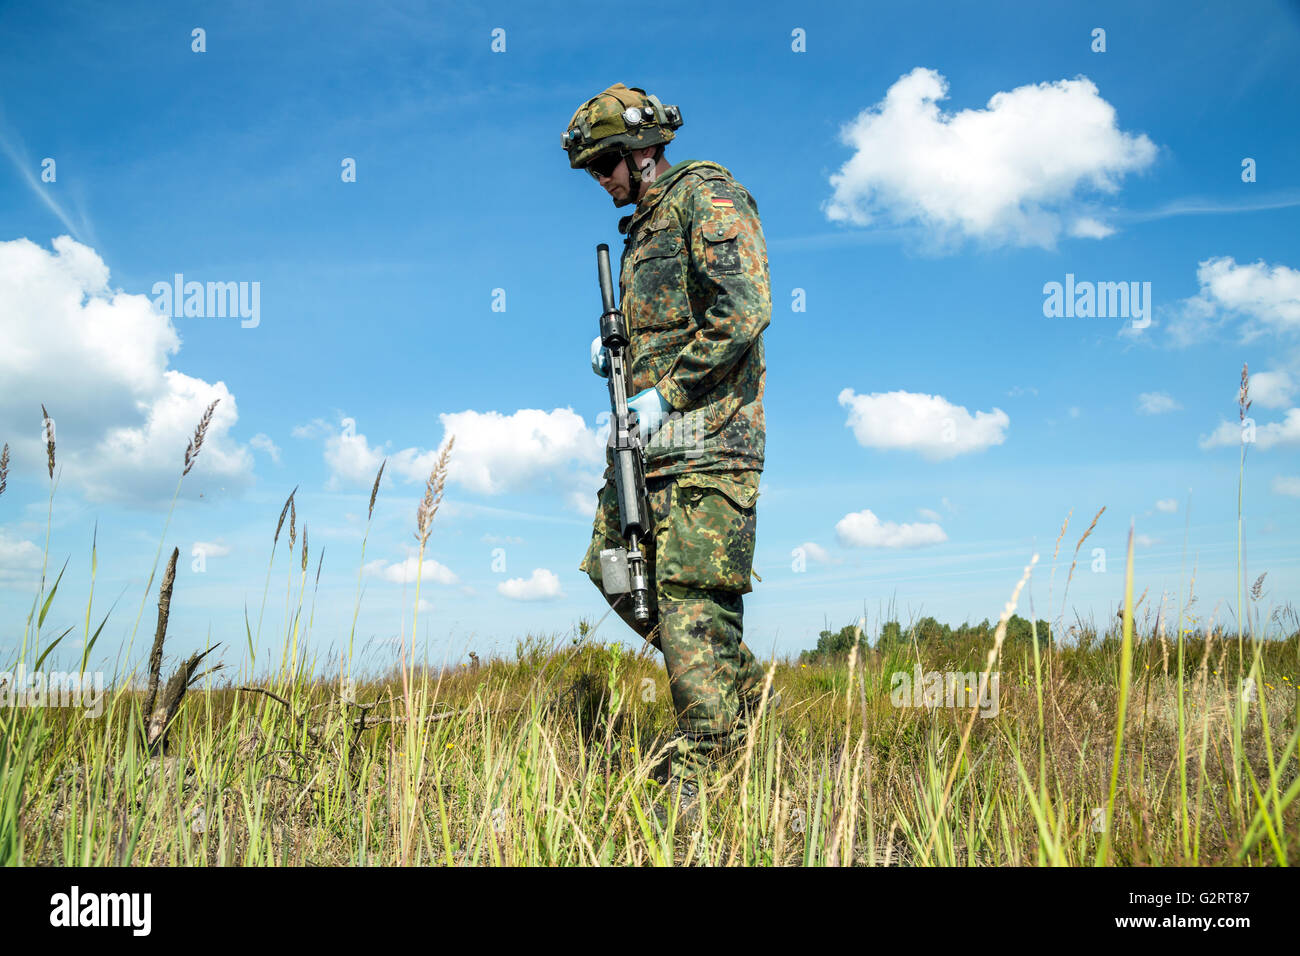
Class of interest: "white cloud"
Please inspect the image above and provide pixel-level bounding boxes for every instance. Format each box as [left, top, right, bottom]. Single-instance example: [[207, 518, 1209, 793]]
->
[[435, 408, 604, 495], [918, 508, 942, 521], [1272, 476, 1300, 497], [1068, 406, 1081, 419], [795, 541, 833, 564], [835, 510, 947, 549], [0, 530, 42, 588], [1135, 534, 1157, 548], [249, 433, 281, 463], [838, 388, 1008, 460], [291, 419, 330, 440], [1155, 499, 1177, 513], [1199, 409, 1300, 450], [193, 540, 232, 558], [0, 236, 254, 504], [824, 68, 1157, 248], [365, 554, 458, 586], [1167, 257, 1300, 345], [321, 418, 387, 491], [497, 568, 564, 601], [1069, 217, 1116, 239], [1250, 371, 1296, 409], [305, 409, 603, 503], [1137, 392, 1182, 415]]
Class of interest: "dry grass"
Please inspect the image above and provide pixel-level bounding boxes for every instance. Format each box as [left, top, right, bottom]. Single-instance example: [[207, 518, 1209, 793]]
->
[[2, 375, 1297, 867]]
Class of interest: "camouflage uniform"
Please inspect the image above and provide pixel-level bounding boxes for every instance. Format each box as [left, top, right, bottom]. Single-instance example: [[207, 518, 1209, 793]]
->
[[576, 152, 772, 780]]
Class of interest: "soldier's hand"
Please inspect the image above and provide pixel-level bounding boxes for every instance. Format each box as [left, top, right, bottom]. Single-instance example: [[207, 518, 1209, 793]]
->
[[591, 335, 611, 378], [628, 387, 672, 441]]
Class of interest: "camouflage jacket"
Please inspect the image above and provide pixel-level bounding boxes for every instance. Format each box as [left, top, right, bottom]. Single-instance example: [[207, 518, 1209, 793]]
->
[[608, 159, 770, 502]]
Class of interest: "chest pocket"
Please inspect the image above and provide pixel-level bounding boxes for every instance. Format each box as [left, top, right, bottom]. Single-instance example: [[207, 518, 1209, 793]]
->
[[627, 223, 690, 332]]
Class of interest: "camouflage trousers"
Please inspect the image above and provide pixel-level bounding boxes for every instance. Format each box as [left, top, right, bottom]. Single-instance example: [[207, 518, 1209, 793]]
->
[[579, 470, 766, 780]]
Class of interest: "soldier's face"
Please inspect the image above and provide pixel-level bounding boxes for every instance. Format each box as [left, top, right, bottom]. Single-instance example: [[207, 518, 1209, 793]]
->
[[589, 151, 631, 202], [588, 147, 656, 204]]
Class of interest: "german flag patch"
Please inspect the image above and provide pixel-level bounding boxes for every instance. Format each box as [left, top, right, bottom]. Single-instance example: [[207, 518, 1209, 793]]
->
[[710, 198, 734, 208]]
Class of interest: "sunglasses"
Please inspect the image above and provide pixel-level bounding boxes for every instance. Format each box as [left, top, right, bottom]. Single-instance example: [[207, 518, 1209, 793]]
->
[[585, 151, 624, 180]]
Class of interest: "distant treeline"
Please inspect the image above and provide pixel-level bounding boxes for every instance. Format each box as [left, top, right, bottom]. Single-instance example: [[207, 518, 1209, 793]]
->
[[800, 616, 1052, 663], [799, 614, 1300, 667]]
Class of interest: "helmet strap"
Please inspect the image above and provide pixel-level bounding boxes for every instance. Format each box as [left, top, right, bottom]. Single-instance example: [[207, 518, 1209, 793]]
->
[[612, 150, 640, 208]]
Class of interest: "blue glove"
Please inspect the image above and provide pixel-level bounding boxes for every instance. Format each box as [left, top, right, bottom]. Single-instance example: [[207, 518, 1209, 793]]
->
[[591, 336, 610, 377], [628, 387, 673, 441]]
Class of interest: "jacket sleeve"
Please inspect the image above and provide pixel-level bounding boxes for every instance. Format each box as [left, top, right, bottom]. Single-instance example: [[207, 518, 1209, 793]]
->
[[655, 176, 771, 410]]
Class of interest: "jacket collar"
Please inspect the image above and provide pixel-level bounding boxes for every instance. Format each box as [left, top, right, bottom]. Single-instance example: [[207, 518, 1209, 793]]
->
[[619, 160, 732, 234]]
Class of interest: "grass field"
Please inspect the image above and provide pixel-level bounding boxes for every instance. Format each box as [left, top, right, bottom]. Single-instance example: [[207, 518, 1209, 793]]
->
[[2, 371, 1297, 867]]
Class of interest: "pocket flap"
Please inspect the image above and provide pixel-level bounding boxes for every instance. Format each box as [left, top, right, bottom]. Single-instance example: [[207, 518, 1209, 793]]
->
[[635, 228, 682, 260], [675, 471, 760, 509], [701, 220, 740, 243]]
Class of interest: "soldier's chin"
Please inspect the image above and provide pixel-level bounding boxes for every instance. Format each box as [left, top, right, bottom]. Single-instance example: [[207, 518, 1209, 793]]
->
[[611, 189, 636, 208]]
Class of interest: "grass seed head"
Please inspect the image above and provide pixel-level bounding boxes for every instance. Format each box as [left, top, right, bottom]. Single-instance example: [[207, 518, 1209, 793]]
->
[[184, 399, 220, 476], [0, 442, 8, 497], [416, 436, 455, 546], [41, 404, 55, 479], [369, 459, 386, 521], [274, 487, 298, 546]]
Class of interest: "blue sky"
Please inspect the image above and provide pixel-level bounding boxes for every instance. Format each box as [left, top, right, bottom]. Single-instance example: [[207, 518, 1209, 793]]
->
[[2, 0, 1298, 677]]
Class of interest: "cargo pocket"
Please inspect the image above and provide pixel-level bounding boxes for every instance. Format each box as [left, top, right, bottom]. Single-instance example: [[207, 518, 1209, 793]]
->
[[657, 480, 756, 594]]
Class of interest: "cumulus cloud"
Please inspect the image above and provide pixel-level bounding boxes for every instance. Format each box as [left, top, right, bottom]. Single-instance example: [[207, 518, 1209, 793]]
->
[[436, 408, 604, 495], [365, 553, 458, 586], [918, 508, 942, 521], [836, 510, 947, 549], [1155, 499, 1177, 513], [0, 236, 254, 504], [1272, 476, 1300, 497], [1166, 257, 1300, 346], [838, 388, 1008, 460], [1250, 371, 1296, 409], [1137, 392, 1182, 415], [824, 68, 1157, 248], [1199, 409, 1300, 450], [301, 408, 603, 510], [497, 568, 564, 601]]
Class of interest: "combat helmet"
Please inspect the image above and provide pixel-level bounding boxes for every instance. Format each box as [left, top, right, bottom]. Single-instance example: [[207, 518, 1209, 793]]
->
[[563, 84, 683, 203]]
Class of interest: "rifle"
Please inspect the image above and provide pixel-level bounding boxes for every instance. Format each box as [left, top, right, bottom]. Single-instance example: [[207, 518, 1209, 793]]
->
[[594, 243, 654, 626]]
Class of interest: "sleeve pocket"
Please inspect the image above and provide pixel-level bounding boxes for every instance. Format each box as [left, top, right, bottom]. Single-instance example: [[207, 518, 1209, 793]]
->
[[701, 220, 743, 275]]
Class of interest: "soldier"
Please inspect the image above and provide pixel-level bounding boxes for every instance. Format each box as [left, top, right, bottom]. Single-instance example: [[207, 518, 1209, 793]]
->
[[564, 84, 777, 819]]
